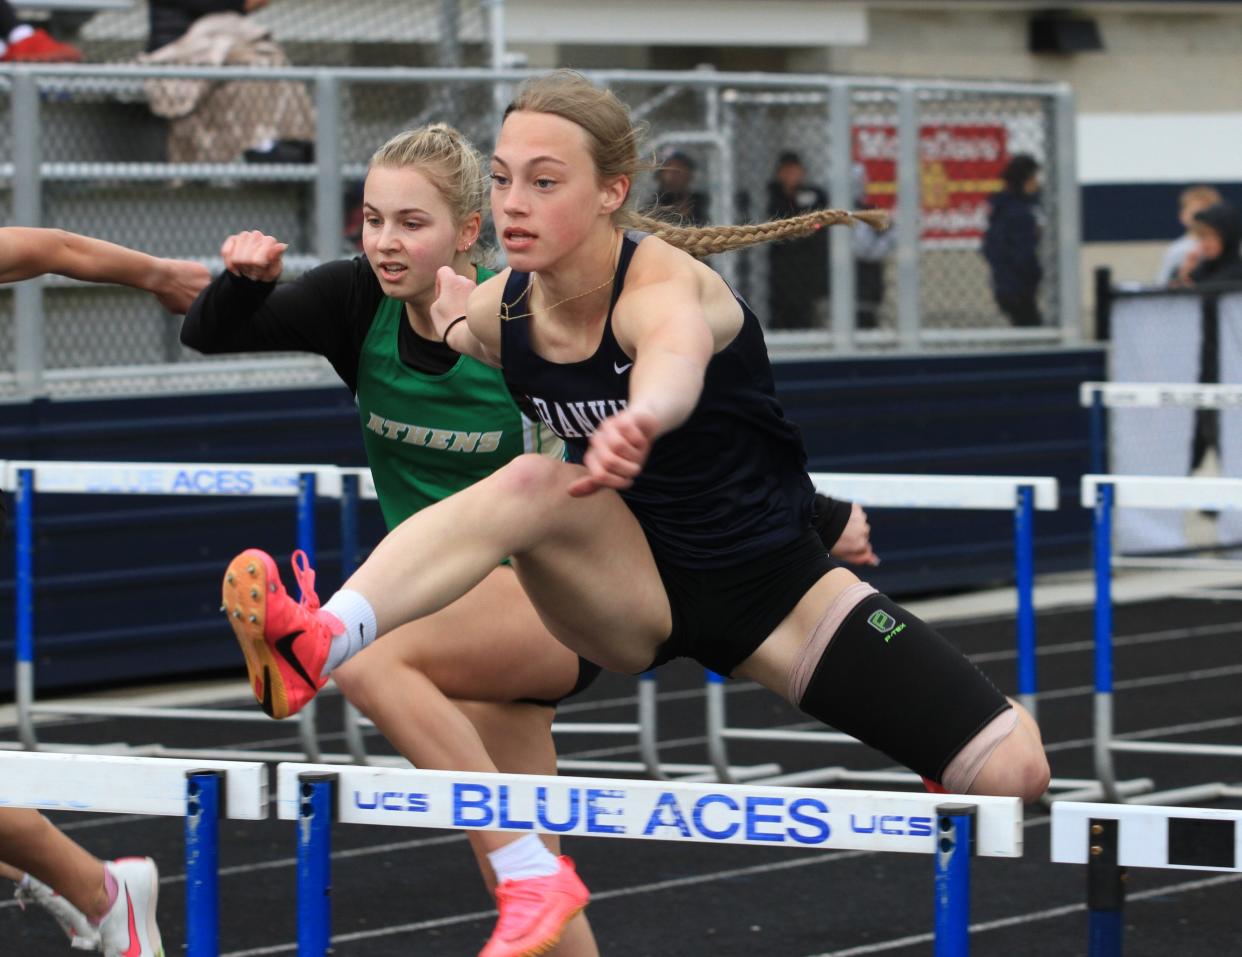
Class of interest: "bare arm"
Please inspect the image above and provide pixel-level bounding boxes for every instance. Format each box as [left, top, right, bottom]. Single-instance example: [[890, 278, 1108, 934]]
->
[[618, 276, 715, 438], [0, 227, 210, 314], [568, 268, 718, 497], [433, 265, 506, 367]]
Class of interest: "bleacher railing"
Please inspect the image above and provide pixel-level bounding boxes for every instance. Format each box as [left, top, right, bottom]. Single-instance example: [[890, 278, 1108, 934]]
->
[[2, 62, 1078, 401]]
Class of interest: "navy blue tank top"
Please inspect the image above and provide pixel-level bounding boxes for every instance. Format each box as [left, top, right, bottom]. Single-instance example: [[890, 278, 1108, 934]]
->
[[500, 230, 816, 568]]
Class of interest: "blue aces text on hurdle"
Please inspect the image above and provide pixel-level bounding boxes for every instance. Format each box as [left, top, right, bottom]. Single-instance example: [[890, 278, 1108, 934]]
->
[[350, 784, 935, 848]]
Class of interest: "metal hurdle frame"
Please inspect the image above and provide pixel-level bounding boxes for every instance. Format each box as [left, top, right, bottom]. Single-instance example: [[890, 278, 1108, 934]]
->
[[333, 468, 779, 782], [0, 751, 268, 957], [704, 472, 1115, 795], [1082, 474, 1242, 805], [2, 459, 350, 763], [277, 762, 1023, 957], [1081, 381, 1242, 477], [1051, 800, 1242, 956]]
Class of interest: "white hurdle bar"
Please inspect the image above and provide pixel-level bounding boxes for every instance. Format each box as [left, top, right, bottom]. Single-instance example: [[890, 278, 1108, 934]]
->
[[1081, 474, 1242, 805], [705, 472, 1106, 796], [1052, 800, 1242, 956], [2, 459, 346, 763], [0, 751, 268, 957], [277, 763, 1023, 956], [333, 468, 775, 783]]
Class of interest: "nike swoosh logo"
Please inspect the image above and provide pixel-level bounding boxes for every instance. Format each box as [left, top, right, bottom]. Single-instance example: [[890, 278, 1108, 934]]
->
[[614, 361, 633, 374], [275, 631, 319, 689], [122, 888, 140, 957], [261, 665, 275, 718]]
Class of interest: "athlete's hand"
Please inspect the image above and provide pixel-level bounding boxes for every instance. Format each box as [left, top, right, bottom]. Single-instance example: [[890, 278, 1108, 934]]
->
[[828, 502, 880, 566], [148, 257, 211, 314], [431, 265, 477, 342], [221, 230, 287, 284], [568, 408, 660, 497]]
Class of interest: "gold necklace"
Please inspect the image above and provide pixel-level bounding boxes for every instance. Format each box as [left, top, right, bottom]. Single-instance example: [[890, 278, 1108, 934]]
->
[[499, 236, 619, 322]]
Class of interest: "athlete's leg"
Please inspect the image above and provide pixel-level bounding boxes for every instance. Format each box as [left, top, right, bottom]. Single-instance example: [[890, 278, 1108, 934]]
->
[[735, 568, 1050, 803], [331, 566, 581, 854], [331, 568, 599, 955], [456, 699, 599, 957], [343, 454, 672, 674], [0, 809, 109, 917]]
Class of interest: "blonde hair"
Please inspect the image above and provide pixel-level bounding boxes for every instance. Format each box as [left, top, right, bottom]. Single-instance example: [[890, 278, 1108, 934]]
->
[[505, 70, 887, 258], [1181, 185, 1222, 210], [369, 123, 487, 226]]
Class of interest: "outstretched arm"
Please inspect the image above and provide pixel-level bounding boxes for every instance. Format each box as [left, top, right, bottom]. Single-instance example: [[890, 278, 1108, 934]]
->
[[0, 227, 210, 313], [568, 272, 715, 497]]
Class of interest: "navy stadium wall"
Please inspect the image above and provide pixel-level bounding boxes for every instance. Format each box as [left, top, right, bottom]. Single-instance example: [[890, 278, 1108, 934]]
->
[[0, 346, 1104, 695]]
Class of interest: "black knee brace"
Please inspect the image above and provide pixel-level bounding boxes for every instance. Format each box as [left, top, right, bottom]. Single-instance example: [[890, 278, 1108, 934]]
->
[[797, 594, 1011, 782]]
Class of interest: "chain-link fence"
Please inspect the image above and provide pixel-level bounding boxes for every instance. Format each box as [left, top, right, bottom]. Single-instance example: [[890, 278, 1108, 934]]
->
[[1, 62, 1077, 399]]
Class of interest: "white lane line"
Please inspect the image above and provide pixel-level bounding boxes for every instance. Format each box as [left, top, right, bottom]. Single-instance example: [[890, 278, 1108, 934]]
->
[[1037, 663, 1242, 701], [0, 831, 471, 913], [969, 619, 1242, 664], [219, 850, 872, 957], [805, 872, 1242, 957]]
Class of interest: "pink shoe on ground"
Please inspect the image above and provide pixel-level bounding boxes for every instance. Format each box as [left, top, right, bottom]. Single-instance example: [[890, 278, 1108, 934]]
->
[[479, 856, 590, 957]]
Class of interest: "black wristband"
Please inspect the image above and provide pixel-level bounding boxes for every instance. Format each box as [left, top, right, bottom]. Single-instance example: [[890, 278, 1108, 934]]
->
[[442, 315, 468, 347]]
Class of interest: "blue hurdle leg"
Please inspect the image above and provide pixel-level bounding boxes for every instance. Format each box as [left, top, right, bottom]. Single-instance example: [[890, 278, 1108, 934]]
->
[[1014, 484, 1037, 717], [297, 772, 337, 957], [934, 803, 976, 957], [185, 770, 222, 957], [1086, 818, 1125, 957]]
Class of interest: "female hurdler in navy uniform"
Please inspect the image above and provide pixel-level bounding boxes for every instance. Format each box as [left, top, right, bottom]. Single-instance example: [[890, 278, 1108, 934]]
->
[[219, 73, 1042, 957]]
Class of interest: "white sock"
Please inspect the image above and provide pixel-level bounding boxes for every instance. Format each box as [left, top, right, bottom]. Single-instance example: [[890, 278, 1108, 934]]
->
[[322, 589, 378, 674], [9, 25, 35, 44], [487, 834, 560, 884]]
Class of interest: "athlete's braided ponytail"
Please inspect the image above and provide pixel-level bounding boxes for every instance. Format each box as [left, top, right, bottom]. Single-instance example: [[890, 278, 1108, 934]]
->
[[624, 208, 890, 258]]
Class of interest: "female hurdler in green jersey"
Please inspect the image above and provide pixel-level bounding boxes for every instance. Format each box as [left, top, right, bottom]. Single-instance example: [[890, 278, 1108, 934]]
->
[[181, 125, 604, 957]]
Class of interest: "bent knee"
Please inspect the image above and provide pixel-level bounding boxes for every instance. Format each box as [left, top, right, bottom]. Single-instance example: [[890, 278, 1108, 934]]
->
[[491, 453, 571, 502], [973, 734, 1050, 802]]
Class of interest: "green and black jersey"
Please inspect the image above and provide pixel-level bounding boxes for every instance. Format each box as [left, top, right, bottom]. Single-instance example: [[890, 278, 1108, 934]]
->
[[182, 256, 561, 530]]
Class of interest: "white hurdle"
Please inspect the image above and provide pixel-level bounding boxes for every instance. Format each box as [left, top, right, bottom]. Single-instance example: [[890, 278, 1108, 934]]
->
[[1082, 474, 1242, 805], [1, 459, 350, 763], [1051, 800, 1242, 956], [0, 751, 268, 957], [704, 472, 1103, 795], [277, 762, 1023, 956]]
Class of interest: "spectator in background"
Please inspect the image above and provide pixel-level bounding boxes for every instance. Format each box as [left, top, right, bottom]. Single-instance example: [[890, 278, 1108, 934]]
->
[[1158, 185, 1223, 286], [982, 153, 1043, 327], [140, 0, 315, 164], [651, 149, 709, 226], [148, 0, 268, 52], [851, 162, 895, 330], [1177, 201, 1242, 287], [1173, 201, 1242, 471], [766, 150, 829, 329], [0, 0, 81, 61]]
